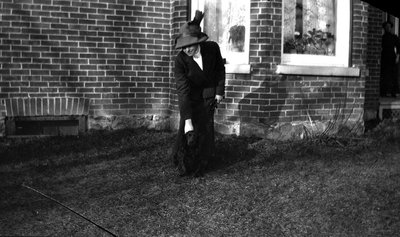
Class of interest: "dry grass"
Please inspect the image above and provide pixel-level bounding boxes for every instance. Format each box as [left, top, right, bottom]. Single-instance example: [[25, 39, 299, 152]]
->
[[1, 122, 400, 237]]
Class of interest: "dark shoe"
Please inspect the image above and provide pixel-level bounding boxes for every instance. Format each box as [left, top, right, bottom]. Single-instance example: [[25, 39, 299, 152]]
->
[[193, 159, 208, 177], [177, 160, 187, 177], [193, 167, 204, 177]]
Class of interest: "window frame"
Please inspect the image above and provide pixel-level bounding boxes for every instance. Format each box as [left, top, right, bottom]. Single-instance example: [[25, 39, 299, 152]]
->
[[281, 0, 351, 68], [189, 0, 251, 74]]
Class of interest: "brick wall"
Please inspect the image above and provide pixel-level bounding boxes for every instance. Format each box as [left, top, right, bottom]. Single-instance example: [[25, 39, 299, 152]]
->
[[0, 0, 386, 137], [354, 3, 384, 115], [4, 97, 89, 117], [0, 0, 173, 127], [168, 0, 188, 128], [212, 0, 382, 135]]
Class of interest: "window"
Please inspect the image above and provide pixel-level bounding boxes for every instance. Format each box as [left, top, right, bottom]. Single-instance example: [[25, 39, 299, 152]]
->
[[281, 0, 351, 67], [384, 13, 399, 36], [190, 0, 251, 73]]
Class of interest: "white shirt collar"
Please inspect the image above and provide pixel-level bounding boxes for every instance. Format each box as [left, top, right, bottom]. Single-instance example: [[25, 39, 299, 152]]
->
[[193, 45, 203, 70]]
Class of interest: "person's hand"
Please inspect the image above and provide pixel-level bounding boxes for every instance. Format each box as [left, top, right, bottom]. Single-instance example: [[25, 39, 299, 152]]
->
[[215, 95, 223, 104], [184, 119, 194, 134]]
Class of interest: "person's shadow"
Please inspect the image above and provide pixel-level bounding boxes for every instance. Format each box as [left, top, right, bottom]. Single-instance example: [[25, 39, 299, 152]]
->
[[237, 76, 289, 139], [206, 75, 290, 173], [207, 132, 259, 173]]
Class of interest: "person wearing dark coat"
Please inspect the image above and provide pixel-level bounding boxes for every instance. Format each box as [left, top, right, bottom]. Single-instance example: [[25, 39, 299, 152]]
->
[[380, 21, 400, 97], [170, 11, 225, 176]]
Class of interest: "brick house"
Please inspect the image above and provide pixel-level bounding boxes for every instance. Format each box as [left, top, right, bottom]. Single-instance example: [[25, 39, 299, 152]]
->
[[0, 0, 397, 137]]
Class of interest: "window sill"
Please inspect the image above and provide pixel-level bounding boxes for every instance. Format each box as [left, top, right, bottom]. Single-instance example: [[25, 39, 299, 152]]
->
[[276, 65, 360, 77], [225, 64, 252, 74]]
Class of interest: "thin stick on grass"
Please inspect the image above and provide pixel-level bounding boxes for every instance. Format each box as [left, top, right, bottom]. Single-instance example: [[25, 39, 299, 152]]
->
[[22, 183, 118, 237]]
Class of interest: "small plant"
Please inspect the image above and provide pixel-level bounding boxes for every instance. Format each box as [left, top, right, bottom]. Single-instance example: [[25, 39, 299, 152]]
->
[[228, 25, 245, 52], [284, 27, 335, 55]]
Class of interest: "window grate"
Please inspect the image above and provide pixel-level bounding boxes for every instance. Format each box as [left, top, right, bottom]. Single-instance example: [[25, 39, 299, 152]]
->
[[5, 115, 87, 137]]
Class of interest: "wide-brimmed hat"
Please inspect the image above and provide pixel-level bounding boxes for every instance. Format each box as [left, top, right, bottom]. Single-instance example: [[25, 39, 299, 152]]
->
[[175, 10, 209, 49]]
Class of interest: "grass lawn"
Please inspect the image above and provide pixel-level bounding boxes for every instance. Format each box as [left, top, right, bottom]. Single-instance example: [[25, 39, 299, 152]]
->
[[1, 121, 400, 237]]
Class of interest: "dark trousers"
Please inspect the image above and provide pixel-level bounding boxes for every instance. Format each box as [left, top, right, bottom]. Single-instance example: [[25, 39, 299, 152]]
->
[[203, 97, 216, 160], [171, 97, 216, 169], [380, 55, 399, 96]]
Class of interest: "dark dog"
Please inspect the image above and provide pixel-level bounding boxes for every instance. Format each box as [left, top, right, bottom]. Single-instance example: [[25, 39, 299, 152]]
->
[[175, 130, 206, 177]]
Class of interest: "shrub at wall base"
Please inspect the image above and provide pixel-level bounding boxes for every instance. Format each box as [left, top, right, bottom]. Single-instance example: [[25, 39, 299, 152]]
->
[[219, 120, 364, 141], [88, 115, 172, 131]]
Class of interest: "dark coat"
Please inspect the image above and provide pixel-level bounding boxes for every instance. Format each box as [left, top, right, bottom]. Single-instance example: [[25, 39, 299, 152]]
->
[[380, 32, 400, 96], [172, 41, 225, 176], [174, 41, 225, 120]]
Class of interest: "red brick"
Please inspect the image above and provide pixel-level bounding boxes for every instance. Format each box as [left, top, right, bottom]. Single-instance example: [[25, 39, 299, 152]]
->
[[42, 98, 49, 116], [0, 0, 379, 133], [48, 98, 54, 115], [36, 98, 42, 115], [29, 98, 36, 116]]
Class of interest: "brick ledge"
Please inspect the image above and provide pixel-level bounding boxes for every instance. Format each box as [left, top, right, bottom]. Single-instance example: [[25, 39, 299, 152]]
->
[[276, 65, 361, 77], [4, 98, 90, 117]]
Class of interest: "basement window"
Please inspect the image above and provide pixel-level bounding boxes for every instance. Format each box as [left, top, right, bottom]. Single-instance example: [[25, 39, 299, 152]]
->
[[5, 116, 87, 137]]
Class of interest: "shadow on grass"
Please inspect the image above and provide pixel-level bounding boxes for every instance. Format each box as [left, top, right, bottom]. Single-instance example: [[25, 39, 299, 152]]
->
[[1, 124, 400, 236], [0, 128, 172, 165], [0, 129, 262, 181], [205, 133, 261, 174]]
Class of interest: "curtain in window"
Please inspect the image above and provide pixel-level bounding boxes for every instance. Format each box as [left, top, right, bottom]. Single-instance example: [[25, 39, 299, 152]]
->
[[203, 0, 223, 43], [284, 0, 336, 55], [203, 0, 247, 53]]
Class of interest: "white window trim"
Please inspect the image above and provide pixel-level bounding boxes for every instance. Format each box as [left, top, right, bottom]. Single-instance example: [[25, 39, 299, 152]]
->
[[190, 0, 251, 74], [276, 65, 360, 77], [384, 13, 399, 36], [281, 0, 351, 68]]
